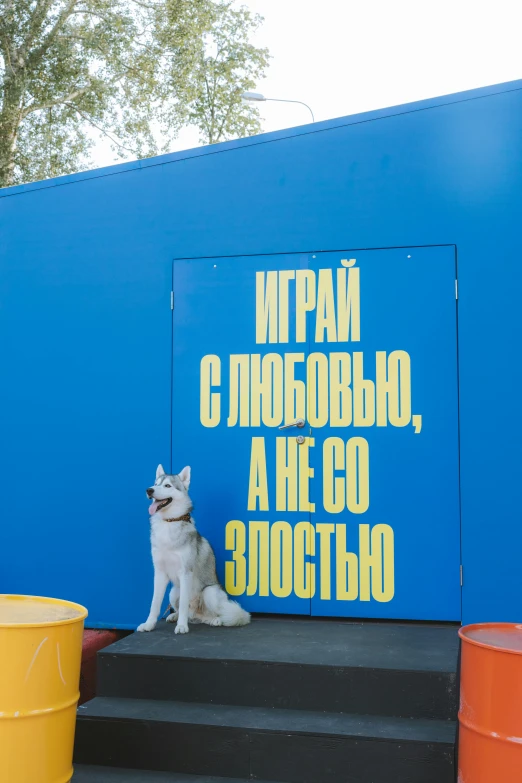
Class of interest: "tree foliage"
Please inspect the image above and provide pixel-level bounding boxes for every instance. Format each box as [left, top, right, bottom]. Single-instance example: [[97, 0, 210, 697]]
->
[[184, 5, 269, 145], [0, 0, 269, 187]]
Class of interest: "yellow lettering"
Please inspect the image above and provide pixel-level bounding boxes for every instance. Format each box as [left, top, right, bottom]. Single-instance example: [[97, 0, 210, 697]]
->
[[294, 522, 315, 599], [250, 354, 262, 427], [276, 437, 298, 512], [376, 351, 411, 427], [315, 269, 337, 342], [227, 354, 250, 427], [337, 267, 360, 342], [352, 352, 375, 426], [335, 524, 359, 600], [247, 521, 269, 596], [248, 437, 269, 511], [225, 520, 246, 596], [284, 353, 306, 424], [295, 269, 316, 343], [346, 437, 370, 514], [307, 352, 329, 427], [359, 523, 395, 602], [251, 353, 284, 427], [329, 352, 352, 426], [316, 523, 335, 600], [278, 271, 295, 344], [263, 354, 284, 427], [323, 437, 345, 513], [299, 437, 315, 512], [200, 354, 221, 427], [256, 271, 278, 344], [270, 521, 293, 598]]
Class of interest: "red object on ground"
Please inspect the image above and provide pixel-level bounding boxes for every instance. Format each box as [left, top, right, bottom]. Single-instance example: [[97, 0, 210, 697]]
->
[[79, 629, 121, 705]]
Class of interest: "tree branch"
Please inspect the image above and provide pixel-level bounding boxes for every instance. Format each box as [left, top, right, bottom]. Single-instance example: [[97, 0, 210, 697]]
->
[[216, 97, 236, 142], [203, 72, 216, 143], [128, 0, 163, 8], [26, 0, 83, 69], [68, 9, 117, 25], [0, 32, 14, 76], [23, 0, 55, 53], [22, 84, 93, 118], [66, 102, 139, 156], [0, 2, 18, 78]]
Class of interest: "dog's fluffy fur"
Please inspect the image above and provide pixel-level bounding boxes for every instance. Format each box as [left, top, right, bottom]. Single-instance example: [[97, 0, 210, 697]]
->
[[138, 464, 250, 635]]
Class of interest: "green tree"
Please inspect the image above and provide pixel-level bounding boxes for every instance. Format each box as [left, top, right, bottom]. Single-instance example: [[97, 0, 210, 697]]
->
[[183, 4, 269, 145], [0, 0, 269, 188]]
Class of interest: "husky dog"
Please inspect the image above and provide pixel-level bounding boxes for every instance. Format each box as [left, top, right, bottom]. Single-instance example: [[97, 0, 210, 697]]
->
[[138, 464, 250, 635]]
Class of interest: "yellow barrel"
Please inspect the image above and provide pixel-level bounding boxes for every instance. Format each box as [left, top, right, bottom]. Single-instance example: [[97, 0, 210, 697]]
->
[[0, 594, 88, 783]]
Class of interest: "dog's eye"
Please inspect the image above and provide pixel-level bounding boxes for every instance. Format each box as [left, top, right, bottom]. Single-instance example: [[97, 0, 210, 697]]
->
[[164, 483, 171, 488]]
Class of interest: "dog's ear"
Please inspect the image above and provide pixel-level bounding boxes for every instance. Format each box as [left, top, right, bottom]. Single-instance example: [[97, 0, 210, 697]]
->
[[156, 464, 165, 480], [179, 466, 191, 490]]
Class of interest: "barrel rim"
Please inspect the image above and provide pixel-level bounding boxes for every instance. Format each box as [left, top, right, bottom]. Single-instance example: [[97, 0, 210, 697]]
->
[[459, 622, 522, 655], [0, 594, 88, 628]]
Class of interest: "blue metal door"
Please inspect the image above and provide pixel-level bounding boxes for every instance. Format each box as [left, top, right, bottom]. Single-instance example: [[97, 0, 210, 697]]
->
[[307, 247, 461, 620], [173, 246, 461, 620], [172, 253, 312, 614]]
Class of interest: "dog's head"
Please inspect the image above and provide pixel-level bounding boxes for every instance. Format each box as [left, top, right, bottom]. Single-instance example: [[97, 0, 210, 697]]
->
[[146, 464, 191, 517]]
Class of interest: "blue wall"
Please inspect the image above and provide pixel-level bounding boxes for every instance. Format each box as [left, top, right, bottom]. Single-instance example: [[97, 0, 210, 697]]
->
[[1, 79, 521, 627]]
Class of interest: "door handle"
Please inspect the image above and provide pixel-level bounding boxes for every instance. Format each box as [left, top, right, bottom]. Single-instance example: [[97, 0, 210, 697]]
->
[[279, 418, 305, 430]]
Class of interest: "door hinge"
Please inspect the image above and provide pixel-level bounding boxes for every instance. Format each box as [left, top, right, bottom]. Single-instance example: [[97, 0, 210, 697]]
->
[[170, 291, 174, 310], [455, 280, 458, 300], [460, 565, 463, 586]]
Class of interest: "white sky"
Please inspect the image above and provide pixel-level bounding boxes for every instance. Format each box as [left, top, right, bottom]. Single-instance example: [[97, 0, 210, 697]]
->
[[92, 0, 522, 168]]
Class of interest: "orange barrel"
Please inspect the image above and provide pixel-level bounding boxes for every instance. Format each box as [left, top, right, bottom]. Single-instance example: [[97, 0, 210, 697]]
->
[[0, 594, 88, 783], [459, 623, 522, 783]]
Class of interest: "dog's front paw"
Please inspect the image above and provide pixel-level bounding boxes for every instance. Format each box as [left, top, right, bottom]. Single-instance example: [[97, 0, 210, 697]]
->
[[137, 620, 156, 633], [166, 611, 178, 623], [175, 621, 189, 634], [210, 617, 223, 626]]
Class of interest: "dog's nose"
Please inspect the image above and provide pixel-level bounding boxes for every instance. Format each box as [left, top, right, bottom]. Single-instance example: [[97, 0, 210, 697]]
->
[[146, 488, 154, 498]]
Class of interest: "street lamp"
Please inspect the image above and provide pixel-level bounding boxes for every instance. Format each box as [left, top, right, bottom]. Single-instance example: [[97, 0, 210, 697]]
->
[[242, 91, 315, 123]]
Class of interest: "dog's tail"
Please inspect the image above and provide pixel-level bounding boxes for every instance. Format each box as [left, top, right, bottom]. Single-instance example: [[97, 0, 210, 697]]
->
[[221, 597, 251, 627], [203, 584, 251, 626]]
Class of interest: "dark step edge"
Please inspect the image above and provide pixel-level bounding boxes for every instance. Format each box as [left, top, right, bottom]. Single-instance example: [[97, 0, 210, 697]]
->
[[77, 698, 457, 745], [98, 648, 458, 676], [75, 712, 455, 783], [73, 764, 283, 782], [77, 714, 457, 746], [96, 655, 458, 721]]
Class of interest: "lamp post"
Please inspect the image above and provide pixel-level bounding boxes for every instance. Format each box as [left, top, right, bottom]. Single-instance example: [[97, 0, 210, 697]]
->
[[242, 91, 315, 123]]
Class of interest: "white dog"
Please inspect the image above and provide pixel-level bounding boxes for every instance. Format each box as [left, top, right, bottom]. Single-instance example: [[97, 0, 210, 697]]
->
[[138, 464, 250, 634]]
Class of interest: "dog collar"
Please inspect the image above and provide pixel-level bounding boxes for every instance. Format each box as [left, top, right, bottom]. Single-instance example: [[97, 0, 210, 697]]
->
[[164, 512, 192, 523]]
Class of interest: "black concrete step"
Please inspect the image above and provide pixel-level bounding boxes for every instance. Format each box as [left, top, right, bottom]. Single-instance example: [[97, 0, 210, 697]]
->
[[73, 765, 281, 782], [97, 618, 459, 720], [74, 696, 456, 783]]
